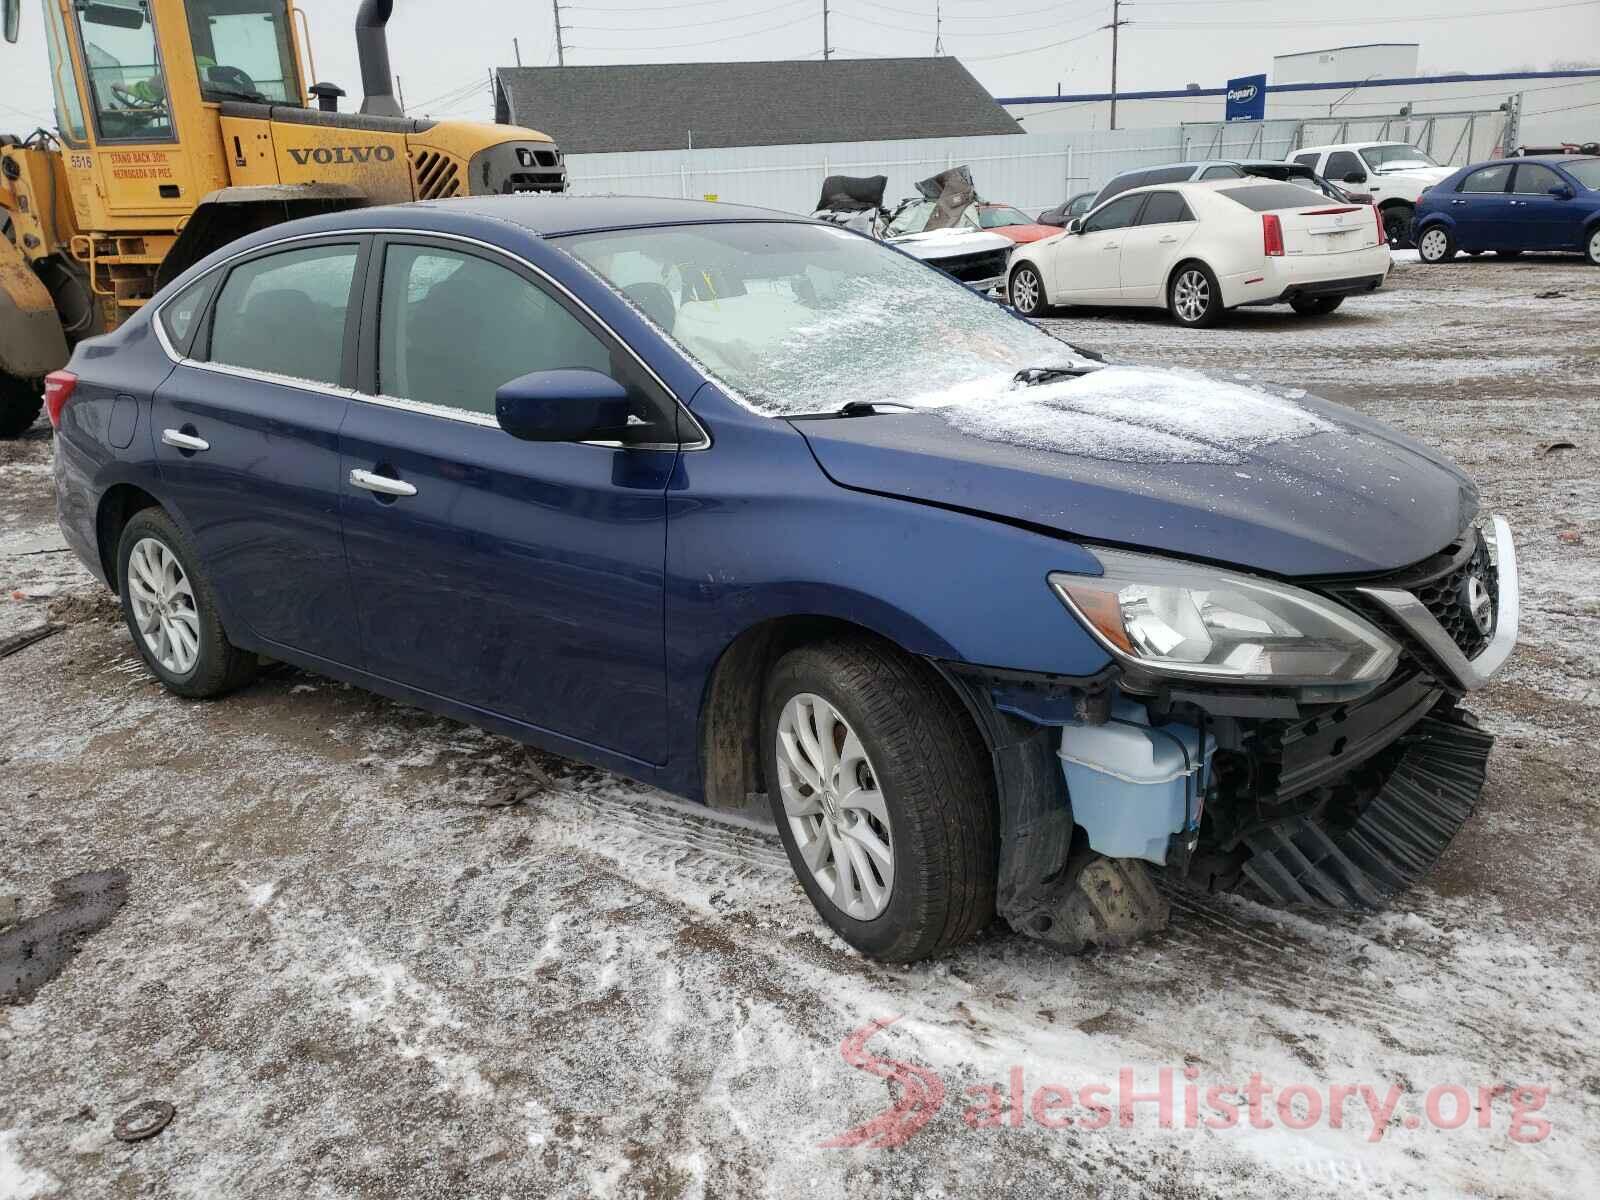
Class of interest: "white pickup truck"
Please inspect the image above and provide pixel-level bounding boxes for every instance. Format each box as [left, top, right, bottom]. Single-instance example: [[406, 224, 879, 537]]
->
[[1289, 142, 1455, 248]]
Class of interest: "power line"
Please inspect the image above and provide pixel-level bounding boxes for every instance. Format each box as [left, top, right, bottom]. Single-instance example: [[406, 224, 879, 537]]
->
[[567, 0, 810, 31], [573, 10, 817, 52], [1138, 0, 1596, 27]]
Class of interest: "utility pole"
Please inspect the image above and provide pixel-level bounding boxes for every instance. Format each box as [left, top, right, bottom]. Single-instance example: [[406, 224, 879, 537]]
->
[[823, 1, 831, 61], [934, 2, 944, 55], [552, 0, 566, 66], [1106, 0, 1130, 131], [395, 74, 406, 112], [513, 37, 522, 67]]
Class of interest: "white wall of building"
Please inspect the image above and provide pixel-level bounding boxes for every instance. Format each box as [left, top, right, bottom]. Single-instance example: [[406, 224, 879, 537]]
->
[[1272, 44, 1419, 85]]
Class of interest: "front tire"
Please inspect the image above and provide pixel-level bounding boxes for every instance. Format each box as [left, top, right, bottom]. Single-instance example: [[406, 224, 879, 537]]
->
[[1584, 227, 1600, 265], [1382, 203, 1415, 249], [763, 638, 996, 962], [1008, 263, 1049, 317], [117, 508, 257, 698], [0, 374, 43, 439], [1168, 262, 1223, 327], [1417, 226, 1455, 263], [1290, 295, 1344, 316]]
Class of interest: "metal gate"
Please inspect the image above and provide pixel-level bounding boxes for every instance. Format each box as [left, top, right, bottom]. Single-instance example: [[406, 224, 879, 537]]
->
[[1179, 106, 1518, 167]]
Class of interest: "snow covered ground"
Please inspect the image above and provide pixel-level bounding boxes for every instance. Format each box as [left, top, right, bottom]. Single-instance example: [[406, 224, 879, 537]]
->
[[1, 253, 1597, 1199]]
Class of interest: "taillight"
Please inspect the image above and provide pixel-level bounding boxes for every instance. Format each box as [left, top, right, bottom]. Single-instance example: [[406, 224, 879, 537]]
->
[[1262, 213, 1284, 257], [1373, 203, 1385, 245], [43, 370, 77, 428]]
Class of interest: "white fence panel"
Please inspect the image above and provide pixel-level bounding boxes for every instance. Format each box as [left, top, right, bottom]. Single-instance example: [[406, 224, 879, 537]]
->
[[565, 127, 1210, 218], [560, 112, 1497, 219]]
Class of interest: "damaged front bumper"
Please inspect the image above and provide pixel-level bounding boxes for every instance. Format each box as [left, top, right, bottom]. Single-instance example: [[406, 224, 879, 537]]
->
[[937, 518, 1520, 949]]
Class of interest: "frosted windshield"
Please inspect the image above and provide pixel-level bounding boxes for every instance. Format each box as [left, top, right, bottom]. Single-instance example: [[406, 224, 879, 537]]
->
[[560, 221, 1083, 416]]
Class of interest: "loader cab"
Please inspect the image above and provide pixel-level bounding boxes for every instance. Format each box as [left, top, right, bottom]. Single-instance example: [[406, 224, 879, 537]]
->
[[35, 0, 306, 226]]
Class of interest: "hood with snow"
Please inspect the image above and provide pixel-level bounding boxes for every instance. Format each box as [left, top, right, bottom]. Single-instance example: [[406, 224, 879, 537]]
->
[[790, 365, 1478, 578]]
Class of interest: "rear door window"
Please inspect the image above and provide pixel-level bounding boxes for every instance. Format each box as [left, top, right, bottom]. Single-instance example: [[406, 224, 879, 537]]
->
[[1144, 166, 1198, 185], [205, 244, 361, 386], [1458, 164, 1512, 193], [1082, 194, 1146, 234], [1199, 165, 1243, 181], [1293, 152, 1321, 169], [1137, 192, 1194, 225], [1511, 164, 1563, 194], [374, 243, 678, 443]]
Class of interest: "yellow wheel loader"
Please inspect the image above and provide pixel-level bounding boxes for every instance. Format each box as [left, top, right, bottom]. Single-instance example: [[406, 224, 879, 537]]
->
[[0, 0, 565, 436]]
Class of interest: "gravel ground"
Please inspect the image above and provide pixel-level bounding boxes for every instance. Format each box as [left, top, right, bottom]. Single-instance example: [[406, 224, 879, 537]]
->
[[2, 254, 1597, 1200]]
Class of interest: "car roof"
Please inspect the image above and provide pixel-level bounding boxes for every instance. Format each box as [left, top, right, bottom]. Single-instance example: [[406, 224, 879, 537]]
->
[[1452, 154, 1597, 170], [273, 193, 796, 240], [1295, 142, 1417, 155]]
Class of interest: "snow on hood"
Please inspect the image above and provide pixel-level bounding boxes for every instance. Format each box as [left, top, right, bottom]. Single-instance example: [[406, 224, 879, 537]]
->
[[935, 365, 1336, 465]]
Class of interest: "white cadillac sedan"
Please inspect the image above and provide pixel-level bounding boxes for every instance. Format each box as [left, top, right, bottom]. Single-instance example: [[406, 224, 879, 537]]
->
[[1007, 180, 1392, 327]]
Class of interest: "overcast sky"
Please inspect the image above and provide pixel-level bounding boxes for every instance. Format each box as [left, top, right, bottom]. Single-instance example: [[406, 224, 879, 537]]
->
[[2, 0, 1596, 132]]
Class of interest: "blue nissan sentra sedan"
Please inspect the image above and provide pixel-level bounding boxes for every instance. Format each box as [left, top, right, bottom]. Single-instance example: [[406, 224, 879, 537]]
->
[[1412, 155, 1600, 264], [48, 196, 1519, 962]]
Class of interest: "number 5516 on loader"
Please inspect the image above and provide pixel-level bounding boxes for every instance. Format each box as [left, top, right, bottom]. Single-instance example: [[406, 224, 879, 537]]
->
[[0, 0, 567, 436]]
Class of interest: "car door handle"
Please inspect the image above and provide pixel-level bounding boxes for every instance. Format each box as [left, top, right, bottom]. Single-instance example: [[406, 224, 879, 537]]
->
[[1103, 242, 1120, 250], [161, 428, 209, 452], [1158, 235, 1179, 243], [349, 468, 417, 497], [1451, 199, 1468, 206]]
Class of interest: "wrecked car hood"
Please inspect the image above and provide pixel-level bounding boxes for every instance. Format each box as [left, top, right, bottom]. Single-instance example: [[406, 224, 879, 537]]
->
[[792, 371, 1478, 578], [889, 228, 1012, 260]]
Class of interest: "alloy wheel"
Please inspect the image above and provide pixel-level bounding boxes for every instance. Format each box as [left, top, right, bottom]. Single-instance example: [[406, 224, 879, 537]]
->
[[126, 537, 201, 675], [774, 692, 894, 920], [1011, 268, 1041, 314], [1589, 229, 1600, 265], [1173, 270, 1210, 323], [1419, 229, 1449, 262]]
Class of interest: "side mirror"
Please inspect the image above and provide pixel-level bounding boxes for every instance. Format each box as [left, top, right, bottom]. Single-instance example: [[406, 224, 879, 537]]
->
[[1067, 217, 1084, 234], [1342, 171, 1367, 185], [495, 369, 633, 443], [1549, 184, 1574, 199], [2, 0, 19, 43]]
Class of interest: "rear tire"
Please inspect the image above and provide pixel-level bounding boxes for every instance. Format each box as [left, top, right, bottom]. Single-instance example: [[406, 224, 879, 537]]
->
[[1582, 228, 1599, 265], [762, 637, 996, 962], [1417, 226, 1455, 264], [1382, 203, 1415, 249], [0, 374, 43, 439], [1168, 262, 1223, 328], [117, 508, 257, 699], [1290, 295, 1344, 316], [1008, 262, 1049, 317]]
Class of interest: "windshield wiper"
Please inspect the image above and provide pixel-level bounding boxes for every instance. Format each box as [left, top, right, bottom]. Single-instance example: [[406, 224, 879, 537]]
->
[[789, 400, 916, 420], [1014, 363, 1101, 386]]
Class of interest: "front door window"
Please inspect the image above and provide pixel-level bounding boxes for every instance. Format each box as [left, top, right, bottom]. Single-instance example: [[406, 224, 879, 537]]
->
[[74, 0, 175, 142]]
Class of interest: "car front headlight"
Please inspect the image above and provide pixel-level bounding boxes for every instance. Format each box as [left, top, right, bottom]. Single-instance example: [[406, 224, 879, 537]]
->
[[1049, 549, 1399, 688]]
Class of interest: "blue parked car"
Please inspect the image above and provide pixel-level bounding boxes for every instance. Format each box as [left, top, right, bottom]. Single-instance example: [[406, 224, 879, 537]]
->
[[1413, 155, 1600, 264], [49, 196, 1519, 962]]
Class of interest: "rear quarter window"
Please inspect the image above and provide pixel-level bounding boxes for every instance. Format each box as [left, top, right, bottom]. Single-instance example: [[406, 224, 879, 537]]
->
[[1216, 184, 1336, 212]]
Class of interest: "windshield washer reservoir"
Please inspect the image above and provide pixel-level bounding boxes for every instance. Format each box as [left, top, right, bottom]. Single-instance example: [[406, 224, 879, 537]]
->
[[1059, 705, 1216, 866]]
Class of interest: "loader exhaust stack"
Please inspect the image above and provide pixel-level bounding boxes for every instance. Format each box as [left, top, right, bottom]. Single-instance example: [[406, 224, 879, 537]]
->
[[355, 0, 403, 117]]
